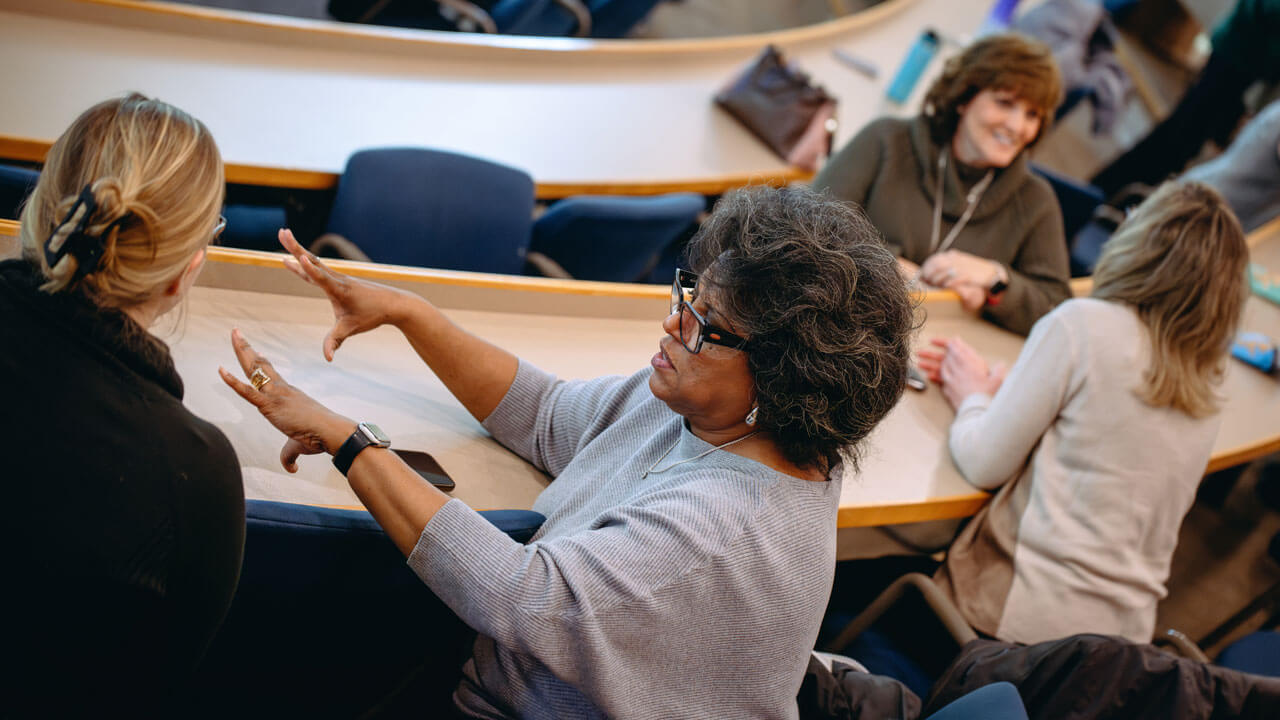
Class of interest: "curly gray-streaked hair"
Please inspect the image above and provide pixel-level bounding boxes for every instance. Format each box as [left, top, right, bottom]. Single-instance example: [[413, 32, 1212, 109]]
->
[[687, 185, 917, 472]]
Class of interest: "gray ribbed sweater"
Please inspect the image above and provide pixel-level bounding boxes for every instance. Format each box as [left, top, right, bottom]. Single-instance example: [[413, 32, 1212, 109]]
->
[[408, 362, 841, 719]]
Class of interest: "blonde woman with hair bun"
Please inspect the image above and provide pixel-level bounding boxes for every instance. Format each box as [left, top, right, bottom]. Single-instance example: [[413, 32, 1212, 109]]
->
[[0, 94, 243, 714], [917, 180, 1248, 645]]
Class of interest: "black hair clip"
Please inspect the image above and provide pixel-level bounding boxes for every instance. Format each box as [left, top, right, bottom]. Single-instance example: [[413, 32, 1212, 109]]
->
[[44, 185, 109, 283]]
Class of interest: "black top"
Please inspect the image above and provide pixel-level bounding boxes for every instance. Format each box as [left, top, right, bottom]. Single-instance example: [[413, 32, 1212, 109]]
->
[[0, 259, 245, 715]]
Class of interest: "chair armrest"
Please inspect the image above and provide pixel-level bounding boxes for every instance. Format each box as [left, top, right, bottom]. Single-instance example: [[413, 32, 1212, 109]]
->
[[823, 572, 977, 653], [550, 0, 592, 36], [525, 250, 574, 279], [310, 232, 372, 262], [433, 0, 498, 33], [1154, 628, 1210, 663]]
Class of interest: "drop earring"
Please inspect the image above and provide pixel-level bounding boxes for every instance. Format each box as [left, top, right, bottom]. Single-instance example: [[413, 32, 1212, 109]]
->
[[745, 406, 758, 426]]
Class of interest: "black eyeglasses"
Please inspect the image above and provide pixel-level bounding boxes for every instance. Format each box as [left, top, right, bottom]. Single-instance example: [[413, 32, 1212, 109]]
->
[[671, 268, 750, 354]]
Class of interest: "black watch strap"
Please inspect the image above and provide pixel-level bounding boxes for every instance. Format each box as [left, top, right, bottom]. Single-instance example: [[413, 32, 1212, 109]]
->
[[333, 422, 391, 476]]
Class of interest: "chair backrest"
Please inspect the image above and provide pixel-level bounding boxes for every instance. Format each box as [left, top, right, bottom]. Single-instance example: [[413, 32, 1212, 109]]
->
[[588, 0, 663, 37], [1031, 164, 1105, 243], [190, 500, 545, 716], [0, 164, 40, 220], [530, 192, 703, 282], [328, 0, 552, 34], [220, 204, 289, 252], [327, 147, 535, 275]]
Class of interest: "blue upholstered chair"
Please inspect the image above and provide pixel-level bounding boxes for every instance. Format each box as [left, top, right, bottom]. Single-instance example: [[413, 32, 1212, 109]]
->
[[318, 147, 535, 275], [1031, 165, 1105, 244], [189, 500, 545, 716], [524, 0, 664, 38], [527, 193, 703, 282], [219, 204, 289, 252], [1029, 165, 1111, 277], [0, 163, 40, 220], [328, 0, 591, 36], [1216, 631, 1280, 676]]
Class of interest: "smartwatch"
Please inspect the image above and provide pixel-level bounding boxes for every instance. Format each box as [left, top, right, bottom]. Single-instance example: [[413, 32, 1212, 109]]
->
[[987, 262, 1009, 296], [333, 422, 391, 476]]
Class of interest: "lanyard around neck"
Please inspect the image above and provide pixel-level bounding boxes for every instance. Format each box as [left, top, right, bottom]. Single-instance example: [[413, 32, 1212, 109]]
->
[[929, 152, 994, 256]]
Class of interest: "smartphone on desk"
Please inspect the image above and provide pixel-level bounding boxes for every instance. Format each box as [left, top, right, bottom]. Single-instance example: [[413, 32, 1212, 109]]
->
[[392, 449, 457, 492]]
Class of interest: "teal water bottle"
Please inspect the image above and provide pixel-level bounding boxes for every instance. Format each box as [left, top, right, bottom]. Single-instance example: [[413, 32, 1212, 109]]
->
[[886, 30, 940, 104]]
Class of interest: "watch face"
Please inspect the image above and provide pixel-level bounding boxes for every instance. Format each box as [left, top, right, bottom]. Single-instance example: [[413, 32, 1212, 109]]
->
[[359, 422, 391, 446]]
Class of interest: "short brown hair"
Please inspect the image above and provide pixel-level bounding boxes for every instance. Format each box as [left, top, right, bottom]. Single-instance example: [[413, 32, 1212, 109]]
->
[[922, 32, 1063, 147], [1091, 181, 1248, 418], [20, 93, 224, 306]]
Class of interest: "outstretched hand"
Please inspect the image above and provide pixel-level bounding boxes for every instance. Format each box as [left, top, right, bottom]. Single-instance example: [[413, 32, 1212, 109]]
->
[[915, 337, 1007, 411], [278, 229, 412, 362], [218, 328, 354, 472]]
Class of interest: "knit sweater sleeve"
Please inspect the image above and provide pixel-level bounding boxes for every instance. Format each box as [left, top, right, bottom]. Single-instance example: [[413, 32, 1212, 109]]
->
[[981, 178, 1072, 336], [812, 118, 888, 210], [482, 360, 649, 477], [407, 474, 765, 691], [949, 306, 1079, 489]]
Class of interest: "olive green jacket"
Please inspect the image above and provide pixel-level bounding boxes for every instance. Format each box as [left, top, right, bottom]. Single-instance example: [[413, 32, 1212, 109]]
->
[[812, 115, 1070, 336]]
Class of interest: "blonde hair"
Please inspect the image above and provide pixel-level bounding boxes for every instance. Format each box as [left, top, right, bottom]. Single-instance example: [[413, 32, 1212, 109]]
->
[[1091, 181, 1248, 418], [19, 93, 224, 307], [923, 32, 1063, 148]]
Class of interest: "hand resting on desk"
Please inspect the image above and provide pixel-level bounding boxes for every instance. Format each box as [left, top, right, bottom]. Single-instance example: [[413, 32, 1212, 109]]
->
[[916, 336, 1007, 410]]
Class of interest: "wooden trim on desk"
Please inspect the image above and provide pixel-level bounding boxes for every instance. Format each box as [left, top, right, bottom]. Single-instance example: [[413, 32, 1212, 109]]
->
[[1, 134, 811, 196], [0, 136, 47, 167], [207, 246, 670, 299], [1207, 436, 1280, 475], [535, 170, 813, 199], [837, 492, 990, 527], [55, 0, 918, 57], [0, 219, 18, 237], [207, 246, 1004, 307], [1249, 215, 1280, 250]]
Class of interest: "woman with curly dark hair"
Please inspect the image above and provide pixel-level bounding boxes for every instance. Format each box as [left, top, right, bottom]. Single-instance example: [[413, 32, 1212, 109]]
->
[[813, 32, 1071, 336], [218, 186, 914, 719]]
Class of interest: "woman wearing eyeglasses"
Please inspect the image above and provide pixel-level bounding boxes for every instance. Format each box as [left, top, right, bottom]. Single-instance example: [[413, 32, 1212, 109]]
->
[[1, 94, 243, 714], [219, 186, 914, 719]]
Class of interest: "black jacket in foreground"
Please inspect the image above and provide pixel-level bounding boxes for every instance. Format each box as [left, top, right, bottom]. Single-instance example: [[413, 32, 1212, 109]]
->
[[0, 258, 245, 715]]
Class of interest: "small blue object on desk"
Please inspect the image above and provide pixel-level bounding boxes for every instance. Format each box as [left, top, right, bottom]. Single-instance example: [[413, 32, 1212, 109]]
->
[[1232, 331, 1278, 374], [833, 48, 878, 79], [886, 29, 940, 104], [1251, 263, 1280, 307]]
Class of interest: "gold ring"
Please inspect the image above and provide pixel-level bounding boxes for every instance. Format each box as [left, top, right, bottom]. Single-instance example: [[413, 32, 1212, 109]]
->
[[250, 367, 272, 390]]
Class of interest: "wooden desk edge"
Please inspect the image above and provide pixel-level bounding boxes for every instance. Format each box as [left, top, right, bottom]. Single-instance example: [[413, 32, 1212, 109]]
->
[[0, 134, 813, 196], [837, 492, 990, 527], [206, 246, 672, 298]]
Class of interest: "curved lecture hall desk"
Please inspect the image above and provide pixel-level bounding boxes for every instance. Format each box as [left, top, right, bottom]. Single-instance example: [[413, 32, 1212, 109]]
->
[[5, 0, 1004, 197], [4, 218, 1280, 558]]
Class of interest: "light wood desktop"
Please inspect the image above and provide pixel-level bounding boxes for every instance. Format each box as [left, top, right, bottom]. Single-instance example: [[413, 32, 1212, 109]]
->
[[0, 0, 997, 197], [3, 218, 1278, 543]]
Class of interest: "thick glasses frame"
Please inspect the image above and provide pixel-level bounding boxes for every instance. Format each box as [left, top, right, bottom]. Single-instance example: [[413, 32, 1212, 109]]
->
[[671, 268, 751, 354]]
